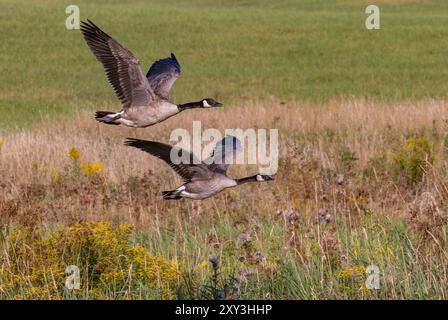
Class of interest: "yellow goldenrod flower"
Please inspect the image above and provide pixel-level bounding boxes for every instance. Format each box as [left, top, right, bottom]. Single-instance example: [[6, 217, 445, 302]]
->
[[68, 147, 81, 161], [339, 265, 366, 279], [195, 260, 209, 272], [3, 221, 179, 299], [393, 136, 433, 185], [386, 245, 395, 258], [49, 168, 60, 183], [81, 162, 105, 177], [353, 246, 359, 259]]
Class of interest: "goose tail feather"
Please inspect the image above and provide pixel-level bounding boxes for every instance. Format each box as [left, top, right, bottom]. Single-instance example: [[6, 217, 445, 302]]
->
[[95, 111, 121, 125], [162, 190, 182, 200]]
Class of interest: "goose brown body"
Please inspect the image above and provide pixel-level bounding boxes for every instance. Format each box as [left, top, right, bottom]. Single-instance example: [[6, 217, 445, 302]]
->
[[124, 137, 274, 200]]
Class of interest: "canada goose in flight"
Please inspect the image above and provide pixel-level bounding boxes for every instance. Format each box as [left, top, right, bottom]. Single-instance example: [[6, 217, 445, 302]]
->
[[124, 136, 274, 200], [80, 20, 222, 128]]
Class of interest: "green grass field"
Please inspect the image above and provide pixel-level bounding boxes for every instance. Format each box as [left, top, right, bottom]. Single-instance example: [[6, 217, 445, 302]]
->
[[1, 0, 448, 129]]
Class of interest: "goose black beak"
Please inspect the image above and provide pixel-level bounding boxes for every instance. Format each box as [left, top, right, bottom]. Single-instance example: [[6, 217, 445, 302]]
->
[[214, 101, 223, 107]]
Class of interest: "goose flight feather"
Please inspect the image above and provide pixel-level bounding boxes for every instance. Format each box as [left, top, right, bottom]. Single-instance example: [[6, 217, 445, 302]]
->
[[124, 136, 274, 200], [80, 20, 222, 128], [124, 138, 211, 182], [80, 20, 154, 110]]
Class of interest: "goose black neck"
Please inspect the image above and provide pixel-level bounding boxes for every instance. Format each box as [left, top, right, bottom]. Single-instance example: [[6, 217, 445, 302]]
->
[[178, 101, 202, 111], [236, 175, 258, 185]]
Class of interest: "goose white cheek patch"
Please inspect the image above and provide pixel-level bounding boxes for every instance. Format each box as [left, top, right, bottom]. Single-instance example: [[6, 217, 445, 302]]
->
[[202, 100, 212, 107]]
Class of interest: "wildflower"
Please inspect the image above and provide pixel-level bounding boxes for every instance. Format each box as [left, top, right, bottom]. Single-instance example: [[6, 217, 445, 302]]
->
[[0, 138, 4, 150], [209, 256, 219, 269], [288, 211, 300, 222], [318, 208, 333, 223], [276, 208, 300, 222], [68, 147, 81, 161], [374, 243, 396, 260], [253, 252, 267, 265], [386, 245, 395, 258], [238, 268, 256, 280], [339, 265, 366, 279], [238, 232, 251, 246], [394, 136, 433, 185], [353, 246, 359, 259], [3, 221, 179, 300], [195, 260, 209, 271], [81, 162, 105, 177], [49, 168, 60, 183], [335, 173, 344, 185], [277, 208, 291, 217], [216, 291, 225, 300]]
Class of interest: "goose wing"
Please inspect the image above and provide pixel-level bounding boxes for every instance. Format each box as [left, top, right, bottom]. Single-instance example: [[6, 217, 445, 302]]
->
[[80, 20, 154, 109], [146, 53, 181, 100], [124, 138, 212, 182], [204, 136, 243, 174]]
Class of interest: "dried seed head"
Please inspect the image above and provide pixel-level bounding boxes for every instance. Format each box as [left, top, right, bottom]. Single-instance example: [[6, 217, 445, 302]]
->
[[238, 232, 251, 246], [209, 256, 219, 268], [335, 174, 345, 185], [253, 251, 267, 264]]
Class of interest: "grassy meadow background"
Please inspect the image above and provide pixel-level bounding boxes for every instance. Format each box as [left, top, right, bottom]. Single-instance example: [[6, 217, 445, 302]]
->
[[1, 0, 448, 299]]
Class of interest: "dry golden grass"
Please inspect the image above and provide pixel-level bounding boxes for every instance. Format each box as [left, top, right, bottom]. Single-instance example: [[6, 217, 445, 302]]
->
[[2, 99, 448, 225], [2, 99, 447, 183], [1, 99, 448, 299], [1, 99, 448, 217]]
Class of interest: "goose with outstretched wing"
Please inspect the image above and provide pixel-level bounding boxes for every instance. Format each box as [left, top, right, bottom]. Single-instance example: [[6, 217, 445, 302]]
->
[[124, 136, 274, 200], [80, 20, 222, 128]]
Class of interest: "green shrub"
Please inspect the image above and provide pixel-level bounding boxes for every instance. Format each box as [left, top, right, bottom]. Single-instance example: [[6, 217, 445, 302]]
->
[[393, 137, 434, 185]]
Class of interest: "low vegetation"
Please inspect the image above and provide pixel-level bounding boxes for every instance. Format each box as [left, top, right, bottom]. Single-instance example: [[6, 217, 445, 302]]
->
[[2, 0, 448, 301], [1, 100, 447, 299]]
